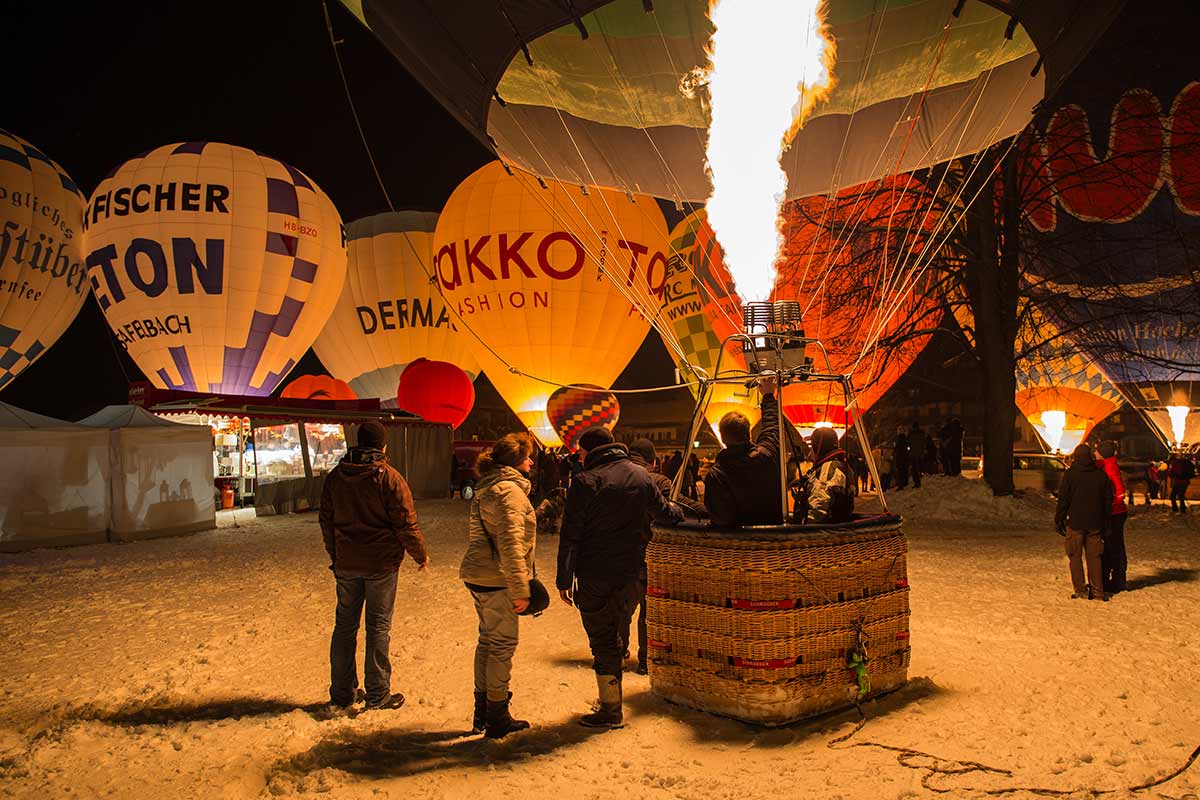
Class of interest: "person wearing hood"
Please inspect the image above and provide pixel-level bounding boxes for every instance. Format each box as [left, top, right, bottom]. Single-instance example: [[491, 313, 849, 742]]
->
[[319, 420, 429, 712], [627, 438, 703, 674], [1095, 441, 1128, 594], [1055, 444, 1114, 601], [557, 427, 683, 728], [458, 433, 538, 738], [795, 427, 854, 524], [704, 375, 782, 526]]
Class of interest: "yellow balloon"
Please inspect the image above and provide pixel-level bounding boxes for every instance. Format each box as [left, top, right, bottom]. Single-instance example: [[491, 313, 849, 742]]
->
[[313, 211, 479, 403], [83, 143, 346, 396], [434, 162, 668, 444], [0, 130, 88, 390]]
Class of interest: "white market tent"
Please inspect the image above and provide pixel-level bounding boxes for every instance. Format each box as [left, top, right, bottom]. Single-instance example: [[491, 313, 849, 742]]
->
[[0, 401, 110, 552], [79, 405, 216, 541]]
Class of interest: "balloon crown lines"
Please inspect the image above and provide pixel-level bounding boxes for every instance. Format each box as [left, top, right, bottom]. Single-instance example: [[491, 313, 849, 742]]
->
[[0, 190, 86, 297]]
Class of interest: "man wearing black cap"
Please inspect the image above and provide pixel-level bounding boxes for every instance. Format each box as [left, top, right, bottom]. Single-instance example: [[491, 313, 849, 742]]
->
[[557, 427, 683, 728], [320, 420, 430, 711]]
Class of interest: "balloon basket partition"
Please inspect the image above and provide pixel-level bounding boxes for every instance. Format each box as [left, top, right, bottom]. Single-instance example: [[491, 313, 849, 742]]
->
[[645, 518, 910, 726]]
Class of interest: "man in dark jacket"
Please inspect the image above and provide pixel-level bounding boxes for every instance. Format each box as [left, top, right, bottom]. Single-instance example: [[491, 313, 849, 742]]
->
[[940, 418, 964, 476], [628, 438, 704, 674], [319, 420, 430, 710], [1055, 443, 1113, 601], [1168, 453, 1194, 513], [703, 375, 781, 526], [558, 427, 683, 728]]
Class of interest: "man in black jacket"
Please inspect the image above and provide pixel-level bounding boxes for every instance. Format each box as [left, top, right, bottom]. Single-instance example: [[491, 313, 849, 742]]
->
[[557, 427, 683, 728], [628, 438, 703, 674], [703, 375, 782, 525], [1055, 443, 1114, 601]]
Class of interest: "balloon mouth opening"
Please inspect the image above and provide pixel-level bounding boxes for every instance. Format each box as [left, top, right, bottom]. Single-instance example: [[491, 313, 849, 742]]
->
[[1038, 410, 1067, 453]]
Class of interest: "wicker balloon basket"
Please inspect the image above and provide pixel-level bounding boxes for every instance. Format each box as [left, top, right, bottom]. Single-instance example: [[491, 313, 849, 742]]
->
[[645, 515, 910, 726]]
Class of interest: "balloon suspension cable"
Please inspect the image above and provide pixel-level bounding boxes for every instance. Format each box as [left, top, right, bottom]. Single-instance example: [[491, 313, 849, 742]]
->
[[321, 0, 395, 213]]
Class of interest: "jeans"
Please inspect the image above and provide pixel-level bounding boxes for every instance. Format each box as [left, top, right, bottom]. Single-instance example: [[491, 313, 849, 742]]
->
[[1171, 480, 1190, 511], [330, 570, 398, 706], [1102, 512, 1127, 593], [1065, 529, 1104, 599], [469, 587, 520, 702], [575, 577, 640, 676]]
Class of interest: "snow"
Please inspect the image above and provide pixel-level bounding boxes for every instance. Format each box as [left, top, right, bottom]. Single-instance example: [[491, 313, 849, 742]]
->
[[862, 474, 1058, 526], [1, 493, 1198, 799]]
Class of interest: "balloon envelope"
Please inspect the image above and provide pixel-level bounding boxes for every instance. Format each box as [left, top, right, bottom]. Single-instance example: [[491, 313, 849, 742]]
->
[[433, 161, 666, 444], [0, 130, 88, 391], [312, 211, 479, 404], [396, 357, 475, 429], [280, 374, 357, 401], [546, 384, 619, 451], [84, 142, 347, 396]]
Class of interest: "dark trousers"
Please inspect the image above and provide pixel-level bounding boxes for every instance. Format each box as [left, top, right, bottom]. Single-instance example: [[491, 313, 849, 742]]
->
[[330, 570, 398, 705], [1065, 529, 1104, 599], [1102, 512, 1127, 593], [893, 462, 909, 489], [1171, 480, 1190, 511], [635, 566, 648, 665], [911, 460, 922, 488], [575, 576, 640, 677]]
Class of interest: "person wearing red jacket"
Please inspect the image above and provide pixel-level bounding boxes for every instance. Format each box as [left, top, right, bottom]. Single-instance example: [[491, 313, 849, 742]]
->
[[1096, 441, 1128, 594]]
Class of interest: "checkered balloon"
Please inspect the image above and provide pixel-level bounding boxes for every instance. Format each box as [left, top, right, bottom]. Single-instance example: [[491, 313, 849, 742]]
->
[[546, 384, 620, 452], [83, 142, 347, 396]]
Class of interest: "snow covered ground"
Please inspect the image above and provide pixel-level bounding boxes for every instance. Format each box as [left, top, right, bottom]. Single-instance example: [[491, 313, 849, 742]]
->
[[1, 476, 1198, 800]]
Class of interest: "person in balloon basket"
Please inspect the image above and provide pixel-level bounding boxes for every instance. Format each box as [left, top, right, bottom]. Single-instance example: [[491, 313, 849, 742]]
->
[[703, 375, 782, 526], [558, 427, 683, 727], [792, 427, 855, 525], [627, 438, 704, 675], [1095, 441, 1128, 594], [459, 433, 547, 739], [319, 420, 429, 712], [1055, 444, 1114, 602], [1168, 453, 1195, 513]]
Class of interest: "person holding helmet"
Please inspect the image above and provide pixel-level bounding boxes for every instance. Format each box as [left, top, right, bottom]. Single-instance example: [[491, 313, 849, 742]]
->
[[558, 426, 683, 728], [459, 432, 541, 739]]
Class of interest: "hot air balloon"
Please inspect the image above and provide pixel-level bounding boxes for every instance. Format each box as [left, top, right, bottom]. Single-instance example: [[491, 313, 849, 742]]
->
[[546, 383, 620, 451], [0, 130, 88, 391], [433, 161, 668, 445], [83, 142, 347, 396], [312, 211, 479, 405], [770, 176, 940, 437], [335, 0, 1130, 206], [662, 210, 760, 441], [280, 374, 357, 401], [1020, 7, 1200, 448], [396, 357, 475, 429]]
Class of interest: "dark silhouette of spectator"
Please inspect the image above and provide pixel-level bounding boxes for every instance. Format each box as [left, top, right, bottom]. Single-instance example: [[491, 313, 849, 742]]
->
[[940, 418, 964, 476], [892, 427, 911, 490]]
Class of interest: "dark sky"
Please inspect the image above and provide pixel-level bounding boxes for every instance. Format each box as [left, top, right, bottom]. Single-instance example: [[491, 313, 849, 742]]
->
[[0, 1, 677, 420]]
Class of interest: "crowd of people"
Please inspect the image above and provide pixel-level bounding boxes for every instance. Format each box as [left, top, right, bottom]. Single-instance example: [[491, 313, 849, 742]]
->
[[316, 400, 1194, 738]]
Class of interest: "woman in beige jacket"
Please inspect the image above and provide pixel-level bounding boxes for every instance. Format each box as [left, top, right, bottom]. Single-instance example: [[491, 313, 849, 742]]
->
[[458, 433, 536, 739]]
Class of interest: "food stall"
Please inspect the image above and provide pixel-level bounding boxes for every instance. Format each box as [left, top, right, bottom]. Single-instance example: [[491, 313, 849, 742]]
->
[[128, 382, 452, 513]]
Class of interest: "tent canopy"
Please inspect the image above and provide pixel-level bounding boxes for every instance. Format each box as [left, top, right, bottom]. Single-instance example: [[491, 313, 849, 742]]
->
[[0, 400, 76, 429], [79, 405, 193, 429]]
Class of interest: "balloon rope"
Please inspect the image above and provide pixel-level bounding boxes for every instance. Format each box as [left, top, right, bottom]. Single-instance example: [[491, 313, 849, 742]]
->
[[321, 0, 395, 213]]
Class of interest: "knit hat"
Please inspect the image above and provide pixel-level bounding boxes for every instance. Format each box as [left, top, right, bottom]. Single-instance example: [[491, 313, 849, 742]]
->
[[357, 420, 387, 449], [578, 426, 614, 452], [629, 438, 656, 464]]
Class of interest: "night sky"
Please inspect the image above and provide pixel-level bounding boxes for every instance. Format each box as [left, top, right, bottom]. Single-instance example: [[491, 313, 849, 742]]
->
[[1, 1, 678, 420]]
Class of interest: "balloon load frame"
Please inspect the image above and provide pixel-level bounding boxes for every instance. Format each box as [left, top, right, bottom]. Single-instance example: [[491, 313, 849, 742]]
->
[[645, 303, 910, 726]]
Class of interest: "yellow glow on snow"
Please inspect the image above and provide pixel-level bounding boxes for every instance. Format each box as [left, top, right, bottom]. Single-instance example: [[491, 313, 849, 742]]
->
[[704, 0, 834, 302], [1039, 409, 1067, 453], [1167, 405, 1190, 447]]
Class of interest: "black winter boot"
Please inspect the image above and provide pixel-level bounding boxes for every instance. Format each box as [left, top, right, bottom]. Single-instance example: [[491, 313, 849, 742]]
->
[[580, 675, 624, 728], [484, 697, 530, 739], [471, 692, 487, 734]]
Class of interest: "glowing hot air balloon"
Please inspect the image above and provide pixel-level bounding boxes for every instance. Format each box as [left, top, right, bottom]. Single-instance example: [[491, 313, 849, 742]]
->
[[0, 129, 88, 390], [396, 357, 475, 429], [433, 162, 667, 445], [312, 211, 479, 404], [83, 142, 347, 396], [281, 374, 357, 401], [546, 383, 620, 451]]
